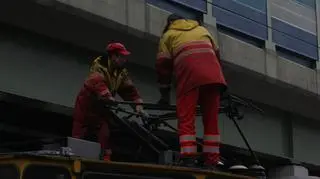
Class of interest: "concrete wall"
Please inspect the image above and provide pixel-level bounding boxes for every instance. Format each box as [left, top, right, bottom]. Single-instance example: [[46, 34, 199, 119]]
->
[[292, 117, 320, 165], [218, 30, 318, 94], [219, 106, 290, 157], [0, 26, 89, 107]]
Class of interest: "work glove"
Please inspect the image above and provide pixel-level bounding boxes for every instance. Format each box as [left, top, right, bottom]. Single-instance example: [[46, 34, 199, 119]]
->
[[157, 87, 171, 105], [103, 96, 118, 108], [136, 105, 150, 118], [140, 109, 150, 119]]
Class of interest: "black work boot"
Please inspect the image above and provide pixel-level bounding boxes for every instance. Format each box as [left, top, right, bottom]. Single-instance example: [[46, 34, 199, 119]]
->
[[200, 153, 224, 171], [203, 160, 224, 171], [179, 156, 198, 168]]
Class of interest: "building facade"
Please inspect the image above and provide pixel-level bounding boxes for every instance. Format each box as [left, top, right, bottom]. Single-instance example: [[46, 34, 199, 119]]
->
[[0, 0, 320, 172]]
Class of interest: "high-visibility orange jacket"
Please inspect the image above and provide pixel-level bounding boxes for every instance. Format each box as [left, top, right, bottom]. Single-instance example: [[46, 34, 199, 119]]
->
[[156, 19, 227, 97]]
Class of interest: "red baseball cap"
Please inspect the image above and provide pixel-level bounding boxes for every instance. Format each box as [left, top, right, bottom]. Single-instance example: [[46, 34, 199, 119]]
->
[[106, 42, 131, 56]]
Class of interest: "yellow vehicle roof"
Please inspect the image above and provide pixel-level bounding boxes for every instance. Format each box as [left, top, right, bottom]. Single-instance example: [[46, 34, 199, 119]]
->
[[0, 153, 255, 179]]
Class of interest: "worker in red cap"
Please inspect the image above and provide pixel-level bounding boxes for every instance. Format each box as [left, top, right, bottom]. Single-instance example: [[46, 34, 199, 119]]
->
[[156, 14, 227, 169], [72, 42, 147, 161]]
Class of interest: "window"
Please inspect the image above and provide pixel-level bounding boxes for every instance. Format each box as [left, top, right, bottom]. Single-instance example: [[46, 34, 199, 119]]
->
[[294, 0, 316, 9], [23, 164, 71, 179], [0, 165, 19, 179]]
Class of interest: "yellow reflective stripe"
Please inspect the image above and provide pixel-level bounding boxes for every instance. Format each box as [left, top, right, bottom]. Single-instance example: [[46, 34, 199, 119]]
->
[[203, 146, 219, 153], [104, 149, 112, 155], [174, 48, 215, 66], [181, 146, 197, 153], [203, 135, 220, 142], [180, 135, 196, 142], [173, 40, 212, 57]]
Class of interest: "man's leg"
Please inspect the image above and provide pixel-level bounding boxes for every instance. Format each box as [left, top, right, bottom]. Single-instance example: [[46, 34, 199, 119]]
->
[[199, 85, 221, 166], [176, 88, 199, 166], [72, 120, 86, 139], [98, 120, 112, 161]]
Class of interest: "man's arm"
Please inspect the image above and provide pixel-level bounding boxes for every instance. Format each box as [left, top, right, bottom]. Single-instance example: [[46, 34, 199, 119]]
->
[[84, 72, 114, 101], [156, 37, 173, 104], [117, 74, 149, 117], [117, 70, 143, 104]]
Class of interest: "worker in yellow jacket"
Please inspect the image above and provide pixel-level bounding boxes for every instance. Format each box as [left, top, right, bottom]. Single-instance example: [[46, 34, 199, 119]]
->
[[156, 14, 227, 168]]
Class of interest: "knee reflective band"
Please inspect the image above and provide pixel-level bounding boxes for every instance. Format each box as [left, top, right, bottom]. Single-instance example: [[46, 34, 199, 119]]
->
[[203, 135, 220, 153], [180, 135, 196, 142], [180, 135, 197, 155]]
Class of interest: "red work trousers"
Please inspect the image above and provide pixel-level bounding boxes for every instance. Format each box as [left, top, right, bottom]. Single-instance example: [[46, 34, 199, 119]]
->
[[72, 118, 112, 161], [176, 84, 221, 165]]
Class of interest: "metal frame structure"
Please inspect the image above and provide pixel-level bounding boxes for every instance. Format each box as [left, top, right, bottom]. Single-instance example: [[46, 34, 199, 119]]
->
[[105, 92, 265, 170]]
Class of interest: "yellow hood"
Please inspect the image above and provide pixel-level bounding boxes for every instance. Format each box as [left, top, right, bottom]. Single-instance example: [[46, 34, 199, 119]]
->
[[169, 19, 199, 31], [89, 56, 127, 94], [90, 56, 109, 77]]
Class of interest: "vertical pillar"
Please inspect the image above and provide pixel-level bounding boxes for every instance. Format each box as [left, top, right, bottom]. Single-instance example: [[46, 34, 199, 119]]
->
[[282, 115, 294, 158], [202, 0, 219, 48], [316, 0, 320, 64], [315, 0, 320, 95], [203, 0, 216, 27], [265, 0, 277, 80], [265, 0, 275, 51]]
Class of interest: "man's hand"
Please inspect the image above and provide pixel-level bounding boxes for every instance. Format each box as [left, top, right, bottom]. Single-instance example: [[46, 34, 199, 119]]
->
[[136, 105, 149, 118], [104, 96, 117, 106], [135, 105, 144, 114]]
